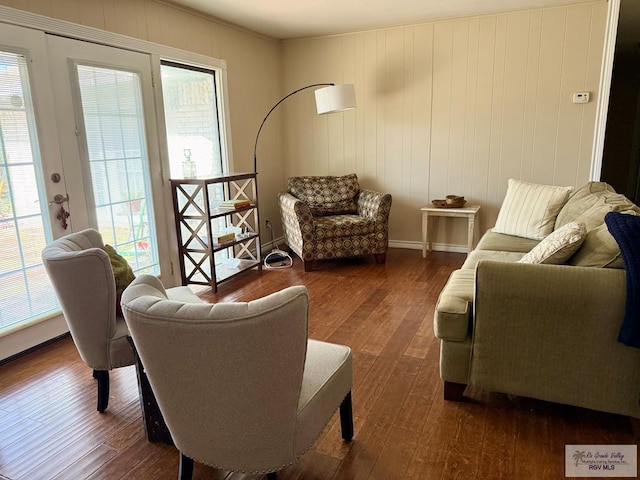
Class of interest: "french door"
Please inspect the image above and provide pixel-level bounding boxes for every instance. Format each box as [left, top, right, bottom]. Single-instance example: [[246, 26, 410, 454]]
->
[[0, 25, 66, 337], [46, 35, 170, 278], [1, 19, 228, 358], [0, 28, 170, 351]]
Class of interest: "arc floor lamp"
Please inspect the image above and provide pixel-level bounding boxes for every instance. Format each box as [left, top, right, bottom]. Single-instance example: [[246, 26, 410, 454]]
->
[[253, 83, 357, 173], [253, 83, 356, 268]]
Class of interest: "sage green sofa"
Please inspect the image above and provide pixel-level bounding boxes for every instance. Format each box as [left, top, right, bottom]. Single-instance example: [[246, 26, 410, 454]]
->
[[434, 181, 640, 418]]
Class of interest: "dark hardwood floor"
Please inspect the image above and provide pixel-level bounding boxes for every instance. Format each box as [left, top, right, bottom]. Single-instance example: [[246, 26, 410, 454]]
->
[[0, 248, 636, 479]]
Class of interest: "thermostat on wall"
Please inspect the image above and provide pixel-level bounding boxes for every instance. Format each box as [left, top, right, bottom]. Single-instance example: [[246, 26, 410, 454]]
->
[[572, 92, 590, 104]]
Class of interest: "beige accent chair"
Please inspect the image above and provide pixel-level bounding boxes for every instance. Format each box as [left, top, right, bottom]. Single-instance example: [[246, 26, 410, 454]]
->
[[121, 275, 353, 480], [41, 228, 198, 413]]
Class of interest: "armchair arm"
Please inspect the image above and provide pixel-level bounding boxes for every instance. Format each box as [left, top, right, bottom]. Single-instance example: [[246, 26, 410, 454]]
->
[[357, 190, 392, 219], [357, 190, 392, 246], [471, 260, 640, 416], [277, 192, 314, 256]]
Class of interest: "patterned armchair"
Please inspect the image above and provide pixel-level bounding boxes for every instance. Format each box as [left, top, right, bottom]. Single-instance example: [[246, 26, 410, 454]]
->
[[278, 173, 392, 272]]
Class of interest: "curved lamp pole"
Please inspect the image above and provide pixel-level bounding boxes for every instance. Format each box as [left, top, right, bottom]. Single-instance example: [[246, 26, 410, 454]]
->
[[253, 83, 356, 173]]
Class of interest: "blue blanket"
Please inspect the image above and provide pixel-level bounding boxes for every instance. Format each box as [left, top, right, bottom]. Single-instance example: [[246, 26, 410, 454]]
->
[[605, 212, 640, 348]]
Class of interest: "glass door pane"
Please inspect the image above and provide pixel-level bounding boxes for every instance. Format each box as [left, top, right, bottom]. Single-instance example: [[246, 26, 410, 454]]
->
[[75, 65, 158, 274], [161, 62, 227, 263], [0, 51, 57, 334], [160, 62, 223, 179]]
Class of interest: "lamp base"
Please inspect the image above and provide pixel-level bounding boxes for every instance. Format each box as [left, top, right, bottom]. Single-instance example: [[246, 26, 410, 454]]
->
[[264, 249, 293, 269]]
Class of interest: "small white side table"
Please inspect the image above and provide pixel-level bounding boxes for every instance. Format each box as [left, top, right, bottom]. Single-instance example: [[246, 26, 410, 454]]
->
[[421, 204, 481, 257]]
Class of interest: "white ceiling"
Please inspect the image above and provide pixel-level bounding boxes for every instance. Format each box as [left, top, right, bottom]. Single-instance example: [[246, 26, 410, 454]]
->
[[169, 0, 597, 40]]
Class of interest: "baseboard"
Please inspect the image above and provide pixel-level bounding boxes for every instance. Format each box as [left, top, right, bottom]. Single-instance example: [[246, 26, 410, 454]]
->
[[388, 240, 468, 254], [263, 238, 468, 255], [0, 332, 71, 367]]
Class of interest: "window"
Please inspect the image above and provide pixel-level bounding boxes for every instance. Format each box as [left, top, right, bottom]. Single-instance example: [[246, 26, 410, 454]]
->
[[161, 62, 224, 179]]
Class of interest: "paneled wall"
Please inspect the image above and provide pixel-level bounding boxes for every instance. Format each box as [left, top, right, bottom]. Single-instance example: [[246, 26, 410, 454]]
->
[[0, 0, 610, 249], [282, 2, 608, 249]]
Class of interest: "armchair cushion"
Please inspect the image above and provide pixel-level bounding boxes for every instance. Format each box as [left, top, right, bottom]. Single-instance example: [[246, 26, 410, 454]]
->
[[287, 174, 359, 216], [103, 244, 135, 293], [314, 214, 375, 239], [103, 244, 135, 315]]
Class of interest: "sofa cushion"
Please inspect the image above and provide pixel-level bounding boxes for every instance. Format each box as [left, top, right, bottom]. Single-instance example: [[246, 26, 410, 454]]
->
[[555, 181, 616, 229], [572, 199, 618, 231], [518, 221, 586, 265], [287, 174, 359, 216], [572, 194, 639, 230], [462, 249, 526, 270], [475, 230, 541, 253], [313, 215, 376, 239], [567, 222, 624, 268], [434, 269, 475, 342], [493, 179, 573, 240]]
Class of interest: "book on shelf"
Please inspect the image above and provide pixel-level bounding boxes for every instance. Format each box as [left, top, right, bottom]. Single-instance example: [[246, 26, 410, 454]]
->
[[212, 232, 236, 244], [218, 199, 251, 209]]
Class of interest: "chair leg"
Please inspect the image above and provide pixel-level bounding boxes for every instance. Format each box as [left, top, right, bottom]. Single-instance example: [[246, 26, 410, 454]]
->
[[266, 473, 277, 480], [93, 370, 109, 413], [179, 452, 194, 480], [303, 260, 314, 272], [374, 253, 386, 264], [339, 391, 354, 441]]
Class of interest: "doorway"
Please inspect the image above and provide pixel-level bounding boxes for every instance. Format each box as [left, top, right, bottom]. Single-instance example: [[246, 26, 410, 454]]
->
[[600, 0, 640, 203]]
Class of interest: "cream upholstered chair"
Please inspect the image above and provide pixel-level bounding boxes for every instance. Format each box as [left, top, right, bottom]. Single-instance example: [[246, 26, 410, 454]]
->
[[121, 275, 353, 480], [41, 228, 199, 413]]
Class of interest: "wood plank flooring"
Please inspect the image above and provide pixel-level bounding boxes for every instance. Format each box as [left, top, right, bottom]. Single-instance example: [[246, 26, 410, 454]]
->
[[0, 248, 637, 479]]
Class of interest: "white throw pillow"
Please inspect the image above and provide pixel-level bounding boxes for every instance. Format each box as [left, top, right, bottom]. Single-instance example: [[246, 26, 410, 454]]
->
[[518, 221, 587, 264], [493, 179, 573, 240]]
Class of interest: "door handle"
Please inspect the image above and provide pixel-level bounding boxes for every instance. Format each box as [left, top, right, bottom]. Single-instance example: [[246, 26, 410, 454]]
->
[[49, 194, 69, 205]]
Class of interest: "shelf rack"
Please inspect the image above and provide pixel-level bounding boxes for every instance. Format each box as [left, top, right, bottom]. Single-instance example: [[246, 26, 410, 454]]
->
[[170, 173, 261, 292]]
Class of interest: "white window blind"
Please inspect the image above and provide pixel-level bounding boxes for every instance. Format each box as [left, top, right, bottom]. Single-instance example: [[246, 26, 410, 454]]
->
[[0, 51, 57, 334]]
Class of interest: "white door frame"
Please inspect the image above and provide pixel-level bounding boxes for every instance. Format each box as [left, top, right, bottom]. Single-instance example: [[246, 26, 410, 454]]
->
[[590, 0, 621, 181]]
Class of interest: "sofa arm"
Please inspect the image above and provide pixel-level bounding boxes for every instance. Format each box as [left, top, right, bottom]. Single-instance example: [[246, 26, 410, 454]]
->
[[277, 192, 314, 256], [471, 260, 640, 417]]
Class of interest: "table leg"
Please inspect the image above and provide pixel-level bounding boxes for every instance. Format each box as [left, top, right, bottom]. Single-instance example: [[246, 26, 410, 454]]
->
[[422, 212, 429, 257], [467, 214, 476, 253]]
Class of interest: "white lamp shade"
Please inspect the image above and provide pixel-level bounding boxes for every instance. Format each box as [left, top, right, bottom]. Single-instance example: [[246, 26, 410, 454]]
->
[[315, 84, 356, 115]]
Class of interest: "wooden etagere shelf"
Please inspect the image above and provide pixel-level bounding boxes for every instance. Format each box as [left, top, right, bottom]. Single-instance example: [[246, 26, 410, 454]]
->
[[170, 173, 261, 292]]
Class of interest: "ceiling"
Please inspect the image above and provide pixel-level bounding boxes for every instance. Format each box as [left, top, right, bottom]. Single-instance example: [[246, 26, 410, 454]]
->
[[168, 0, 598, 40]]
